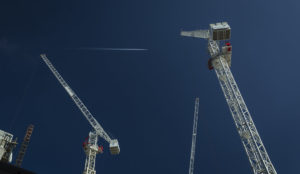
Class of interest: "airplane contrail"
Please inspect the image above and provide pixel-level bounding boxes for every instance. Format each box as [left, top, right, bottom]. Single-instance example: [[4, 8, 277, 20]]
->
[[79, 47, 148, 51]]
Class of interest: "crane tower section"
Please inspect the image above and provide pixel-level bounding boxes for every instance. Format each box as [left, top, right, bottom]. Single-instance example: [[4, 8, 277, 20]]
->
[[188, 97, 199, 174], [40, 54, 120, 155], [83, 131, 103, 174], [181, 22, 277, 174]]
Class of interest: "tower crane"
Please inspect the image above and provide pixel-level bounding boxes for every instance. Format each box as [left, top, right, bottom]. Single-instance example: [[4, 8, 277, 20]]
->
[[181, 22, 277, 174], [40, 54, 120, 174], [188, 97, 199, 174]]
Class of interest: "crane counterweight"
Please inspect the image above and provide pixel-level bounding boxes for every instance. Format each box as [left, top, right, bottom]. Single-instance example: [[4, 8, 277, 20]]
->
[[109, 139, 120, 155]]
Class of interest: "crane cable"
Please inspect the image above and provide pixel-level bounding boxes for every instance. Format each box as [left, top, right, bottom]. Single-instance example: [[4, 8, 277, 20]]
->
[[9, 56, 38, 132]]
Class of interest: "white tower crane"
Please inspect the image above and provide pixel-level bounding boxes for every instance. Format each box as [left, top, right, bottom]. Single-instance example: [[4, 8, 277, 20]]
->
[[40, 54, 120, 174], [188, 97, 199, 174], [181, 22, 277, 174]]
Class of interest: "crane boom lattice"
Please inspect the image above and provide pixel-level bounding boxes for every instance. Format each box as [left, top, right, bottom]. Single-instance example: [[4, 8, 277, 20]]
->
[[40, 54, 111, 143], [40, 54, 120, 155], [189, 97, 199, 174], [181, 22, 277, 174]]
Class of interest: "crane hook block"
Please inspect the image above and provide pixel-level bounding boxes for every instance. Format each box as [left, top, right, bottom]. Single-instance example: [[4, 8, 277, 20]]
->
[[109, 139, 120, 155]]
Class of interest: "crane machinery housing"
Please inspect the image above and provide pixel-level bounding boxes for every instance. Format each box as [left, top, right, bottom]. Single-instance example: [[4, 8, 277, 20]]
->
[[181, 22, 277, 174], [40, 54, 120, 174]]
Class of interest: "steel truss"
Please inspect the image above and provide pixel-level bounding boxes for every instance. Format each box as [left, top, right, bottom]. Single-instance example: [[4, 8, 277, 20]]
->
[[83, 132, 99, 174], [212, 55, 277, 174]]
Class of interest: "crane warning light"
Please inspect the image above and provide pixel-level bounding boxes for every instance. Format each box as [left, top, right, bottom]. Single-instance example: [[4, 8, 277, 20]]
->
[[208, 58, 214, 70], [98, 146, 104, 153], [83, 137, 90, 147]]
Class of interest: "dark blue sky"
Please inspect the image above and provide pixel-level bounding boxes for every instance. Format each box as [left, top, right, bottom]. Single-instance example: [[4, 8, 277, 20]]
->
[[0, 0, 299, 173]]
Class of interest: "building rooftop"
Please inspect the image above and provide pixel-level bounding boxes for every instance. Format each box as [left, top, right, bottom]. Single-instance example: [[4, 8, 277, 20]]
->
[[0, 161, 35, 174]]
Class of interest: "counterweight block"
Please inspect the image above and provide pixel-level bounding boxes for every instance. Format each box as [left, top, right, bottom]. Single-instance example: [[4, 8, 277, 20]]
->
[[109, 139, 120, 155]]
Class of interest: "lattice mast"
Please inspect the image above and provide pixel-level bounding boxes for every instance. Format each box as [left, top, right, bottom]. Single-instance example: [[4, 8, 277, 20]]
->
[[15, 124, 34, 167], [83, 132, 103, 174], [181, 22, 277, 174], [188, 97, 199, 174]]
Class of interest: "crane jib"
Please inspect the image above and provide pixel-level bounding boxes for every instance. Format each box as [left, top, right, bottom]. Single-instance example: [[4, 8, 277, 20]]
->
[[40, 54, 116, 145], [40, 53, 120, 174]]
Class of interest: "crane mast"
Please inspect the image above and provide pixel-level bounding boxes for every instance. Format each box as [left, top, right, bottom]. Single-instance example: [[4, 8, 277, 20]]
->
[[188, 98, 199, 174], [83, 131, 103, 174], [181, 22, 277, 174]]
